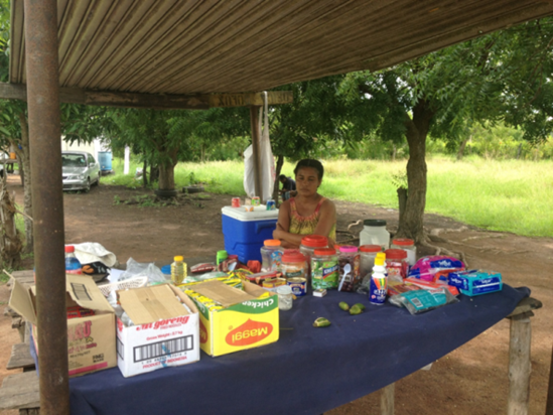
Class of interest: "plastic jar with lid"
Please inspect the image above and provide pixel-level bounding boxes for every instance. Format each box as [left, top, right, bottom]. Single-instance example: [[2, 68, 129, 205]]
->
[[390, 238, 416, 266], [384, 248, 409, 282], [359, 219, 390, 250], [299, 235, 328, 280], [281, 250, 307, 280], [260, 239, 283, 271], [311, 248, 339, 290], [337, 246, 360, 292], [359, 245, 382, 287], [276, 285, 293, 311]]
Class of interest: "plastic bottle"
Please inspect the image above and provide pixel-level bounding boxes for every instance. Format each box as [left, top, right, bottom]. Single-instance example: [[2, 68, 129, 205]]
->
[[359, 219, 390, 250], [369, 252, 388, 305], [171, 256, 186, 285], [65, 245, 82, 274]]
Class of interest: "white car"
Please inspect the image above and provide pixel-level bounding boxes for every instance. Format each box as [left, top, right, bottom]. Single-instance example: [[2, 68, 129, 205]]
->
[[62, 151, 101, 192]]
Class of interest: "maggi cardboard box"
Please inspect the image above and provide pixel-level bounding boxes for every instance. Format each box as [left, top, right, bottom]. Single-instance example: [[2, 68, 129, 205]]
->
[[185, 280, 279, 357], [9, 274, 116, 377], [116, 283, 200, 377]]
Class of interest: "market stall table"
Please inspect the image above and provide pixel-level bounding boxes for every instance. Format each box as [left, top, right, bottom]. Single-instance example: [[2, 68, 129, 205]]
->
[[68, 283, 532, 415]]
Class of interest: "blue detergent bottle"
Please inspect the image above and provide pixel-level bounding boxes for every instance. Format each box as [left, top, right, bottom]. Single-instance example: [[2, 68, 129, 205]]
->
[[65, 245, 82, 274]]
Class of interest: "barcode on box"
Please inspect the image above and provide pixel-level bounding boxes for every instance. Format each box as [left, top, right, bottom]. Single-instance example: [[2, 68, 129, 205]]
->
[[117, 337, 124, 360], [70, 283, 92, 301], [411, 298, 423, 308], [133, 335, 194, 363]]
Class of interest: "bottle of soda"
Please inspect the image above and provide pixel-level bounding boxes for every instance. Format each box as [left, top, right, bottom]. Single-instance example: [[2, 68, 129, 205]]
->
[[65, 245, 82, 274], [171, 256, 186, 285], [369, 252, 387, 305]]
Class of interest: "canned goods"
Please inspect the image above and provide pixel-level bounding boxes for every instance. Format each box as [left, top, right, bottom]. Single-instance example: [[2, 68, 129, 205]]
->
[[252, 196, 261, 206], [262, 277, 286, 290], [231, 197, 241, 208], [266, 199, 276, 210], [287, 277, 307, 296]]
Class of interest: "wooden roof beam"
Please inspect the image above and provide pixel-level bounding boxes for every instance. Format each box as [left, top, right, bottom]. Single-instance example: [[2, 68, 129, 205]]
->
[[0, 83, 293, 109]]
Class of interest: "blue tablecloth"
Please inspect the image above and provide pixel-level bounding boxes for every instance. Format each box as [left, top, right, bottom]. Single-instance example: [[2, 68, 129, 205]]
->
[[70, 285, 529, 415]]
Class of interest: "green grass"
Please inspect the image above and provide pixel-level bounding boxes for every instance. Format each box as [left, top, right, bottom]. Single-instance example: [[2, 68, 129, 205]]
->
[[105, 157, 553, 238]]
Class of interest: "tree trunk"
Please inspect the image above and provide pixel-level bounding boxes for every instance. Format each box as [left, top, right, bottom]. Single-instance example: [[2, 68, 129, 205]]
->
[[273, 154, 284, 206], [457, 135, 471, 160], [142, 158, 148, 188], [397, 187, 407, 226], [13, 112, 33, 253], [516, 143, 522, 159], [0, 174, 22, 268], [391, 144, 397, 161], [158, 162, 176, 190], [150, 164, 159, 184], [396, 99, 434, 244]]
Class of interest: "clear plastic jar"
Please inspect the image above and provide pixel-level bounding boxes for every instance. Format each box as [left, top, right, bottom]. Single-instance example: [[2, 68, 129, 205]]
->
[[281, 250, 307, 280], [384, 249, 408, 282], [311, 248, 339, 290], [359, 219, 390, 250], [359, 245, 382, 288], [260, 239, 283, 271], [337, 246, 360, 292], [276, 285, 293, 311], [391, 238, 416, 266], [299, 235, 328, 281]]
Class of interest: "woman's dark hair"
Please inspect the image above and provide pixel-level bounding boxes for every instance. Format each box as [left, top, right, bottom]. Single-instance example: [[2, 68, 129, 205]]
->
[[294, 159, 324, 180]]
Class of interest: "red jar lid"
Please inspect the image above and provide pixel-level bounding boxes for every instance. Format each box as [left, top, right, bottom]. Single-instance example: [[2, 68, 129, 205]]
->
[[392, 238, 414, 247], [385, 249, 407, 259], [300, 235, 327, 248], [282, 250, 306, 263], [314, 248, 336, 256], [359, 245, 382, 253], [65, 245, 75, 253]]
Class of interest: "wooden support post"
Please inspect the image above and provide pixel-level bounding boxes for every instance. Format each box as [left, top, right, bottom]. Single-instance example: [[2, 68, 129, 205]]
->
[[507, 311, 532, 415], [546, 344, 553, 415], [380, 383, 395, 415], [249, 105, 262, 198]]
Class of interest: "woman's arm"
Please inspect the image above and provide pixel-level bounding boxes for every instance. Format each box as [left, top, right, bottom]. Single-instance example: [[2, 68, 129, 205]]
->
[[312, 199, 336, 241], [273, 201, 303, 248]]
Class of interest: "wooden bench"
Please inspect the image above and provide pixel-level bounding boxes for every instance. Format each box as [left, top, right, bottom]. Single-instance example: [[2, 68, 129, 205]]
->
[[7, 343, 35, 372], [0, 371, 39, 413]]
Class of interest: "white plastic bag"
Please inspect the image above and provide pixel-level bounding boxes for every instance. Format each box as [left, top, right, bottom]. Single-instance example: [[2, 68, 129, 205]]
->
[[243, 92, 275, 201]]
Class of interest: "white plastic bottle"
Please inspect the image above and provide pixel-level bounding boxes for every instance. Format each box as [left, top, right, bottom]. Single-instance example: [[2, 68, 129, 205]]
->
[[359, 219, 390, 250], [369, 252, 388, 305]]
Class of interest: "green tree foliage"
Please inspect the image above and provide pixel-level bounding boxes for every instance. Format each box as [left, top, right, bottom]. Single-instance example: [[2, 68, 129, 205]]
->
[[340, 18, 553, 242]]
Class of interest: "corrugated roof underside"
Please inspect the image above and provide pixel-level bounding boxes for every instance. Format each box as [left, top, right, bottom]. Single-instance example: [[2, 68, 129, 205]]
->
[[9, 0, 553, 94]]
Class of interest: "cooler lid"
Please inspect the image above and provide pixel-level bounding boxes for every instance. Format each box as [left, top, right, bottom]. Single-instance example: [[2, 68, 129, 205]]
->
[[222, 205, 279, 222]]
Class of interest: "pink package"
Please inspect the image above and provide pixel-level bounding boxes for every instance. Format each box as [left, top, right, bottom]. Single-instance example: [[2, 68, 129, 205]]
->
[[408, 255, 465, 281]]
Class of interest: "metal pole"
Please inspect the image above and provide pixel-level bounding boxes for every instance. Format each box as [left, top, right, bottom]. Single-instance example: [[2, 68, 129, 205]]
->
[[249, 105, 262, 198], [23, 1, 70, 414]]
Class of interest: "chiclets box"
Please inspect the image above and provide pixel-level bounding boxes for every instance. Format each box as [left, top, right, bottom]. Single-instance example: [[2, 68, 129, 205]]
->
[[9, 274, 116, 377], [186, 280, 279, 357], [116, 283, 200, 377]]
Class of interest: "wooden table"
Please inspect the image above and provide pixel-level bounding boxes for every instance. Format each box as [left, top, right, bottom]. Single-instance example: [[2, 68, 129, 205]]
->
[[1, 267, 544, 415]]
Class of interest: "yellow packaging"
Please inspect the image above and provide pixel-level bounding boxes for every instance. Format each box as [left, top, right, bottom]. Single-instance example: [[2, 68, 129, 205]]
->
[[184, 280, 279, 357]]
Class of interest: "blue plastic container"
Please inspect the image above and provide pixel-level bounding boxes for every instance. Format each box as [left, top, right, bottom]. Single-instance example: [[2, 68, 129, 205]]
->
[[221, 206, 279, 263], [98, 151, 113, 172]]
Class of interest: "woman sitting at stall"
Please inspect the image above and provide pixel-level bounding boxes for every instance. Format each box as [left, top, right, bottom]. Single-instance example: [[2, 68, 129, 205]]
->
[[273, 159, 336, 249]]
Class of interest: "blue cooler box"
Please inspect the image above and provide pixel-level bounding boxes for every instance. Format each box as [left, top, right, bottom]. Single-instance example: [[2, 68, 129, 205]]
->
[[221, 205, 279, 263]]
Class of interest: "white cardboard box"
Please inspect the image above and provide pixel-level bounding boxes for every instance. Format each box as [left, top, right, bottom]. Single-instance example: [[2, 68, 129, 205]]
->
[[116, 283, 200, 377], [9, 274, 117, 377]]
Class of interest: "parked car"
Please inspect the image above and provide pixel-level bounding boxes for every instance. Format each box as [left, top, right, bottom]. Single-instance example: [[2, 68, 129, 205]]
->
[[62, 151, 100, 192]]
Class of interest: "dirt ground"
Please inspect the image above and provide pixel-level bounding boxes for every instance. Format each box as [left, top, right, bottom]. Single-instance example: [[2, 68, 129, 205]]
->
[[1, 174, 552, 415]]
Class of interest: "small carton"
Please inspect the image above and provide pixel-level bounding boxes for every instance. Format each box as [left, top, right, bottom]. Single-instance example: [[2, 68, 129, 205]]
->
[[9, 274, 116, 377], [116, 283, 200, 377], [186, 280, 279, 357], [448, 270, 503, 296]]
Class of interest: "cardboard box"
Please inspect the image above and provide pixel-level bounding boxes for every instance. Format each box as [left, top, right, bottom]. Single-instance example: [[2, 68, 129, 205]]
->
[[116, 283, 200, 377], [9, 274, 116, 377], [448, 270, 503, 296], [187, 280, 279, 357]]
